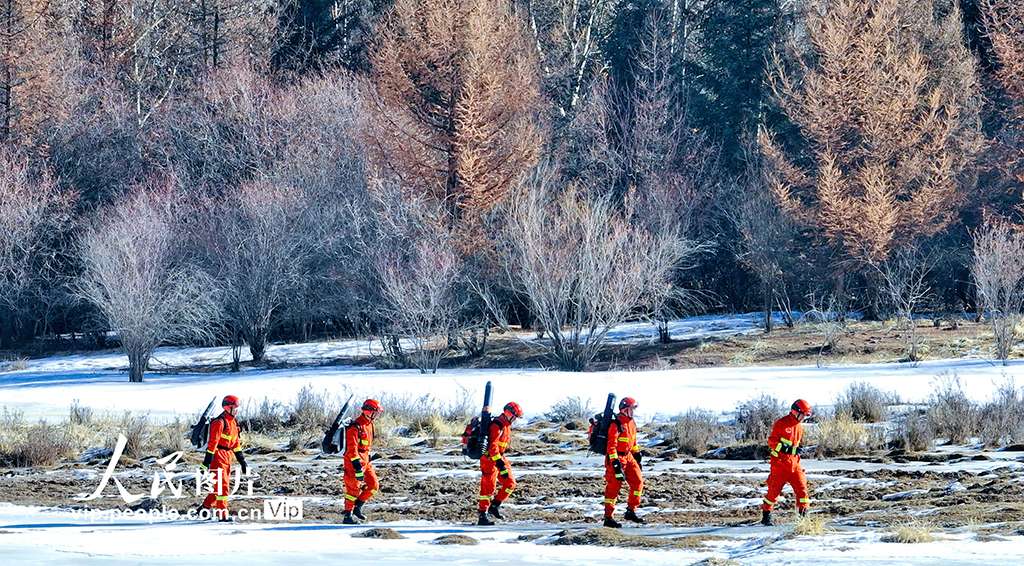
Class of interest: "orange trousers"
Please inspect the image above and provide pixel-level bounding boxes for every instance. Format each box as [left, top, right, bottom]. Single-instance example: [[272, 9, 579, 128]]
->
[[202, 451, 232, 518], [344, 459, 379, 511], [762, 456, 809, 511], [604, 455, 643, 516], [479, 455, 516, 511]]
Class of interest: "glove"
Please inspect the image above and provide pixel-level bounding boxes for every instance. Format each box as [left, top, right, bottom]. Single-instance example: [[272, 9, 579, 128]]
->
[[611, 459, 624, 480], [352, 458, 364, 480], [200, 451, 213, 470], [235, 451, 248, 475], [634, 451, 643, 470], [496, 458, 508, 477]]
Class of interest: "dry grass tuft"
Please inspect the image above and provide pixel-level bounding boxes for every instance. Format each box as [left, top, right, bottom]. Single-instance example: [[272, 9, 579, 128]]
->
[[788, 513, 830, 536], [808, 414, 883, 457], [882, 521, 938, 543]]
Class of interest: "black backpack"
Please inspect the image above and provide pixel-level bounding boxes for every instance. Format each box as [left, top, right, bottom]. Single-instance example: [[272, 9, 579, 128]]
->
[[587, 393, 617, 456]]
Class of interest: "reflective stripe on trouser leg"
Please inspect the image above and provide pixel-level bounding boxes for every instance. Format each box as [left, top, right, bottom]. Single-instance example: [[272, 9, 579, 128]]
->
[[624, 459, 643, 509], [493, 467, 516, 503], [358, 464, 380, 504], [479, 464, 498, 511]]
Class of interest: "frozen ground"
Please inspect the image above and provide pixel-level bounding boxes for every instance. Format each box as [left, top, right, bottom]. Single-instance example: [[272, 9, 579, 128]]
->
[[2, 314, 1024, 564]]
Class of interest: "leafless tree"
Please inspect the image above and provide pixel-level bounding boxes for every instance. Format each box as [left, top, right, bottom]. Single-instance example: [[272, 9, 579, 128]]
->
[[732, 148, 798, 334], [760, 0, 984, 266], [202, 181, 311, 364], [979, 0, 1024, 196], [364, 178, 466, 373], [873, 247, 934, 362], [971, 218, 1024, 364], [77, 182, 220, 381], [0, 150, 75, 346], [499, 161, 701, 371]]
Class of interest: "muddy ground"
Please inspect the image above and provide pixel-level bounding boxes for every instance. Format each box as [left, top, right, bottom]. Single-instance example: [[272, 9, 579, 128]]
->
[[4, 424, 1024, 537]]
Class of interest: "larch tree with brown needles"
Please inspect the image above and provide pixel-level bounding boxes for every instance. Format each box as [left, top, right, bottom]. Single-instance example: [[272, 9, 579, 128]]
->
[[979, 0, 1024, 192], [758, 0, 984, 266], [362, 0, 544, 241]]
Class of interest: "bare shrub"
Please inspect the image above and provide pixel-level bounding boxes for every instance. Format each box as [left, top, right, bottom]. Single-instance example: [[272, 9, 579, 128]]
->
[[372, 196, 466, 374], [808, 415, 883, 457], [665, 409, 725, 456], [834, 382, 898, 423], [735, 394, 784, 442], [69, 399, 93, 426], [120, 412, 151, 459], [11, 421, 78, 468], [928, 374, 977, 445], [545, 397, 593, 424], [289, 385, 334, 432], [151, 419, 188, 457], [971, 219, 1024, 363], [889, 411, 935, 452], [978, 379, 1024, 447], [238, 397, 288, 433], [500, 162, 701, 371], [77, 184, 221, 382]]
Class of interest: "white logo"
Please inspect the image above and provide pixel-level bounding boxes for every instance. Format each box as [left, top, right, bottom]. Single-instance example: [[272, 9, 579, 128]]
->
[[264, 498, 303, 521]]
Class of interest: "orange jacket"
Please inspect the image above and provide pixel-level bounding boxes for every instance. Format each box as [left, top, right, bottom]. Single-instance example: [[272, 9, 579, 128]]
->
[[345, 413, 374, 463], [768, 413, 803, 462], [486, 416, 511, 461], [607, 415, 638, 460], [206, 412, 241, 456]]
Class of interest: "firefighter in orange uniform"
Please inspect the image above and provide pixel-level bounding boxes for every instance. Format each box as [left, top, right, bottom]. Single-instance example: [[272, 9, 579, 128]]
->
[[761, 399, 813, 525], [603, 397, 645, 528], [477, 401, 523, 526], [343, 399, 382, 524], [198, 395, 247, 521]]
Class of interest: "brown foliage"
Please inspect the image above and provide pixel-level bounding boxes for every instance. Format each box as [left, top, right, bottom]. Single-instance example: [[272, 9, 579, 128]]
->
[[760, 0, 984, 265], [979, 0, 1024, 192], [363, 0, 544, 234]]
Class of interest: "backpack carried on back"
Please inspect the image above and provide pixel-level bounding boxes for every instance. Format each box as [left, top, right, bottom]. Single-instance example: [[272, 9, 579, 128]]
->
[[587, 393, 617, 456], [321, 396, 354, 454], [462, 381, 493, 459], [189, 397, 218, 450]]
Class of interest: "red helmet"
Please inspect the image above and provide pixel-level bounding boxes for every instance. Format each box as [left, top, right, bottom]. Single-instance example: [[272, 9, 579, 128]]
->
[[503, 402, 523, 420], [222, 395, 240, 408], [619, 397, 639, 411], [791, 399, 813, 418], [362, 399, 382, 413]]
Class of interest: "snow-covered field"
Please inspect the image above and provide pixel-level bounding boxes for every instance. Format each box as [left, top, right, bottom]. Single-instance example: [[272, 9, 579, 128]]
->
[[2, 314, 1024, 564]]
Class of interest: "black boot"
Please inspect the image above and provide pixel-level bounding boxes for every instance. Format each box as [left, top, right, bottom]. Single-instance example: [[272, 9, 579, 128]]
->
[[477, 511, 495, 526], [603, 516, 622, 528], [761, 510, 774, 526], [218, 512, 233, 523], [353, 499, 368, 521], [343, 510, 360, 525], [799, 508, 808, 518], [193, 504, 210, 520], [624, 509, 646, 524], [488, 500, 504, 520]]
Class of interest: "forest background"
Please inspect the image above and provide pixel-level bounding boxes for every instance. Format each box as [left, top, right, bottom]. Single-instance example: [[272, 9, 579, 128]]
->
[[3, 0, 1024, 379]]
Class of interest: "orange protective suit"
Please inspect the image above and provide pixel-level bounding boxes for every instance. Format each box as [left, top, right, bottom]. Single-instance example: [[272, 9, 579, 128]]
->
[[604, 415, 643, 516], [202, 412, 242, 518], [344, 413, 378, 511], [479, 416, 516, 512], [762, 413, 810, 512]]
